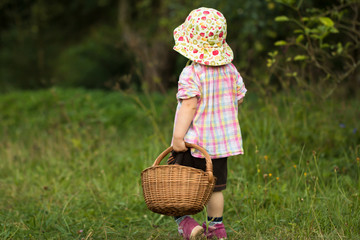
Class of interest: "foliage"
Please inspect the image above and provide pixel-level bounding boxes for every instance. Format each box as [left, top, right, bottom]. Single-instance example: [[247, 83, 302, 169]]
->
[[0, 0, 123, 91], [0, 88, 359, 239], [54, 27, 135, 89], [118, 0, 281, 91], [2, 0, 358, 96], [267, 0, 360, 98]]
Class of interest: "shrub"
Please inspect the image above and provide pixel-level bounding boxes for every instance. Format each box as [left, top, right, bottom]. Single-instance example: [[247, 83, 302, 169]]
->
[[54, 28, 135, 90], [267, 0, 360, 98]]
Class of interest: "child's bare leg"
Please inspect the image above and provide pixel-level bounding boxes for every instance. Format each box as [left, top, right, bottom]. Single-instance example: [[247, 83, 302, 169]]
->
[[205, 191, 227, 239], [206, 191, 224, 217]]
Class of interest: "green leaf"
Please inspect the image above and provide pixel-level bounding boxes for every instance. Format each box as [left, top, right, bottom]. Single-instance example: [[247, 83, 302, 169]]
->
[[337, 42, 343, 54], [301, 17, 309, 22], [330, 27, 339, 33], [268, 51, 278, 57], [267, 59, 275, 67], [275, 40, 288, 46], [286, 72, 297, 77], [294, 55, 308, 61], [275, 16, 290, 22], [296, 34, 304, 43], [319, 17, 334, 27]]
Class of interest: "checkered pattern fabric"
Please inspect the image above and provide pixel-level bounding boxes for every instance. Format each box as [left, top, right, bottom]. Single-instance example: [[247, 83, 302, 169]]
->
[[173, 63, 247, 158]]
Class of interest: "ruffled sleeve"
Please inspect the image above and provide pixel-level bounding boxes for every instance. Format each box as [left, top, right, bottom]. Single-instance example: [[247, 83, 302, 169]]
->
[[236, 72, 247, 101], [176, 65, 201, 100]]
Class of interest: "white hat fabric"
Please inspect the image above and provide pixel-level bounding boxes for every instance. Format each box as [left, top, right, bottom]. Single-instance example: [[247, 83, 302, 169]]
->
[[173, 7, 233, 66]]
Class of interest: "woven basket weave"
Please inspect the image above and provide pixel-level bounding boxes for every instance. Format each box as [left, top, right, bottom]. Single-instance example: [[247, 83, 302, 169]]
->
[[141, 143, 215, 216]]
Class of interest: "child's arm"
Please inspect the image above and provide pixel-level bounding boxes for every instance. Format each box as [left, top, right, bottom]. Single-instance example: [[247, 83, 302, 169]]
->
[[172, 97, 198, 152]]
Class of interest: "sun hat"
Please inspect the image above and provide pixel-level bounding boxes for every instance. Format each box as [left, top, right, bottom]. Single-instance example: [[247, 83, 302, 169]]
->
[[173, 7, 233, 66]]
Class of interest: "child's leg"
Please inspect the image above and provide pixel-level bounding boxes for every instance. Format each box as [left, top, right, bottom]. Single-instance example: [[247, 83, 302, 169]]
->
[[206, 157, 226, 220], [168, 151, 204, 239], [206, 191, 224, 217], [204, 191, 227, 239]]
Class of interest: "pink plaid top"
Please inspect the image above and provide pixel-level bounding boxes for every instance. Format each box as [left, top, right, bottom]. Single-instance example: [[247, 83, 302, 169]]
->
[[173, 62, 247, 158]]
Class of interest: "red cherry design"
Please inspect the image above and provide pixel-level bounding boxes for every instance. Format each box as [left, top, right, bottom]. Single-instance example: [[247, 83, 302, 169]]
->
[[200, 54, 204, 59], [209, 32, 214, 37], [200, 33, 205, 37], [205, 61, 209, 65], [178, 36, 184, 41], [216, 12, 222, 17], [201, 25, 207, 29], [201, 16, 206, 20], [190, 33, 194, 38], [219, 32, 223, 38], [203, 11, 210, 15], [213, 50, 219, 55], [193, 49, 198, 53]]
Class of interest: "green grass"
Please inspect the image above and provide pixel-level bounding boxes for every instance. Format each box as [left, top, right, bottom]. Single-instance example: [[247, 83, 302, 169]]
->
[[0, 88, 359, 239]]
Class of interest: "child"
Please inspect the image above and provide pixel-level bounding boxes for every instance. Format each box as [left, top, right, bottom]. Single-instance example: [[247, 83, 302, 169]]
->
[[169, 7, 247, 240]]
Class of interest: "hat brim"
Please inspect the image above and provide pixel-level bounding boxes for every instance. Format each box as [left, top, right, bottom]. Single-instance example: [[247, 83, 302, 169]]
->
[[173, 24, 234, 66]]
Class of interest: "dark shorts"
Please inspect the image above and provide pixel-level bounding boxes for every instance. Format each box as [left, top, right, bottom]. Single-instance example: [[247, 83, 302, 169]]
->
[[167, 149, 227, 192]]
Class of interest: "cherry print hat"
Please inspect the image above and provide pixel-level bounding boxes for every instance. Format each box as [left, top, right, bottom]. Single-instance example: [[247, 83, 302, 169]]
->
[[173, 7, 233, 66]]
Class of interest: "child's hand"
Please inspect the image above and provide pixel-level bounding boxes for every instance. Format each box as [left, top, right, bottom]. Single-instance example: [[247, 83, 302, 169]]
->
[[173, 138, 188, 152], [238, 98, 244, 105]]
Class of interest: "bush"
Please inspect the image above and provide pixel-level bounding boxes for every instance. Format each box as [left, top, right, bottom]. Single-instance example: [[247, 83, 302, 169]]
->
[[267, 0, 360, 98], [54, 28, 135, 90]]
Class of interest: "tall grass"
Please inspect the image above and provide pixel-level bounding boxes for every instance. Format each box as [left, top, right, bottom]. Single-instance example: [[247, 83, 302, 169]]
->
[[0, 88, 359, 239]]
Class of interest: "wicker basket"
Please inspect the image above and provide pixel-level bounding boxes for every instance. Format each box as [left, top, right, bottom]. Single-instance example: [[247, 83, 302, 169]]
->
[[141, 143, 216, 216]]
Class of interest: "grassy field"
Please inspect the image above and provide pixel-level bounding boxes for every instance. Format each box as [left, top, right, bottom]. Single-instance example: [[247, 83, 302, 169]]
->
[[0, 88, 359, 239]]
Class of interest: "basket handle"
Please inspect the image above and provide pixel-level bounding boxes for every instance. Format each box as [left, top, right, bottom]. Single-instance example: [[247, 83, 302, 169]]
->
[[152, 142, 214, 181]]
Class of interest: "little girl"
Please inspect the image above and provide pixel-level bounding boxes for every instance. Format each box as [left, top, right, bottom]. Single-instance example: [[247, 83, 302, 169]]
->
[[169, 7, 247, 240]]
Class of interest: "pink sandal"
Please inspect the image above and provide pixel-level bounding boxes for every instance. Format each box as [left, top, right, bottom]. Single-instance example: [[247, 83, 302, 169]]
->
[[178, 216, 204, 240]]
